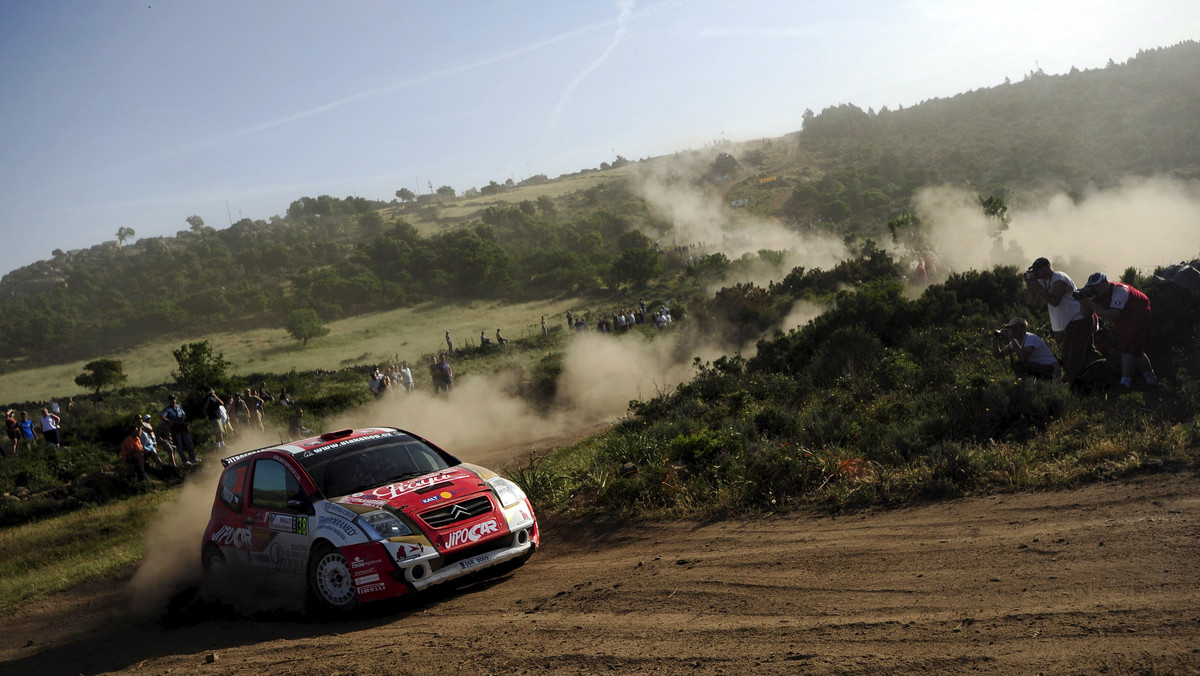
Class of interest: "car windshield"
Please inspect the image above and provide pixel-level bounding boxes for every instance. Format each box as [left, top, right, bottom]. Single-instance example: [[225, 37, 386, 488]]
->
[[300, 433, 456, 498]]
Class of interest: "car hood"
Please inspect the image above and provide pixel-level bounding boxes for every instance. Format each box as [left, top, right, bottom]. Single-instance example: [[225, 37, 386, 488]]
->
[[334, 466, 487, 512]]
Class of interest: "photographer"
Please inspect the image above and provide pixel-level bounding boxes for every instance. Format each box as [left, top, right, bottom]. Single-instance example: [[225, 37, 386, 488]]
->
[[1075, 272, 1158, 389], [993, 317, 1060, 380], [1023, 257, 1092, 382]]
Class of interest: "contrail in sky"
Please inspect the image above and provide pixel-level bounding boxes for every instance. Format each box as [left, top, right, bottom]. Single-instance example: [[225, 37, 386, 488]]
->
[[541, 0, 636, 146]]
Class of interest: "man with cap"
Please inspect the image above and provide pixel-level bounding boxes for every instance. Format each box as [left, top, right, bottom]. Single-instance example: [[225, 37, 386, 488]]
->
[[161, 394, 199, 465], [994, 316, 1060, 380], [1024, 257, 1092, 382], [1077, 272, 1158, 389]]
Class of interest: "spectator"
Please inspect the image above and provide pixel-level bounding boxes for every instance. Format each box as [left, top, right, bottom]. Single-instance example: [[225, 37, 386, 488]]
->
[[994, 317, 1060, 380], [156, 417, 178, 466], [495, 328, 508, 346], [445, 330, 454, 354], [50, 397, 61, 415], [233, 393, 251, 430], [378, 369, 392, 397], [140, 414, 171, 468], [439, 353, 454, 393], [161, 395, 199, 465], [1024, 257, 1093, 382], [4, 409, 18, 457], [541, 315, 547, 336], [40, 408, 62, 449], [245, 389, 265, 432], [278, 387, 292, 407], [400, 361, 414, 392], [1077, 272, 1158, 389], [203, 389, 226, 448], [369, 368, 383, 397], [17, 411, 36, 451], [121, 426, 148, 481], [288, 407, 311, 440]]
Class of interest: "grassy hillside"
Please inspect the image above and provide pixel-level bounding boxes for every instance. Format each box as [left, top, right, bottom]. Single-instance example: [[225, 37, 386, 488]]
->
[[0, 297, 580, 403]]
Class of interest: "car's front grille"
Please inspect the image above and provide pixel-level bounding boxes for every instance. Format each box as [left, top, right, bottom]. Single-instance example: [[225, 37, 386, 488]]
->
[[420, 496, 493, 528]]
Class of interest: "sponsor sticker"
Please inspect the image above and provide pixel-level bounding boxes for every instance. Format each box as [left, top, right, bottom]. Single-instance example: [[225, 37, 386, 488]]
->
[[351, 556, 385, 570], [322, 502, 359, 521], [354, 573, 380, 585], [268, 541, 307, 572], [316, 516, 359, 540], [357, 583, 386, 594], [341, 495, 390, 509], [211, 525, 252, 549], [268, 513, 307, 534], [365, 470, 467, 501], [443, 519, 500, 548]]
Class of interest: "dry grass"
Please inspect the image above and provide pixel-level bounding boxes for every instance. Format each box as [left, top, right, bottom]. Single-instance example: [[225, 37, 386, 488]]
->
[[0, 297, 588, 403], [0, 490, 171, 613]]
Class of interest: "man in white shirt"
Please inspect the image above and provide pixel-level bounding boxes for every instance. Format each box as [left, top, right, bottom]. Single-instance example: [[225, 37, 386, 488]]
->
[[1024, 257, 1092, 382], [995, 316, 1060, 380]]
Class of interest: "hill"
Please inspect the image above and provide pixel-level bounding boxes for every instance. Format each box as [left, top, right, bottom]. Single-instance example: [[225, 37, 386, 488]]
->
[[1, 41, 1197, 374]]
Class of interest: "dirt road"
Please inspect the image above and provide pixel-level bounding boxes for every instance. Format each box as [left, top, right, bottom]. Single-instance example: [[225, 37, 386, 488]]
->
[[2, 459, 1198, 673]]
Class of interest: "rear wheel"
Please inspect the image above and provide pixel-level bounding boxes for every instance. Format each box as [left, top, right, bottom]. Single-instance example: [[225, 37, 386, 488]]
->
[[201, 544, 225, 576], [307, 543, 358, 613]]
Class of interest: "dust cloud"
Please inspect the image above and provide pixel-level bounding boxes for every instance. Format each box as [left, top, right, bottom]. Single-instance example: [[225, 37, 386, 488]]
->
[[330, 331, 728, 464], [914, 176, 1200, 281], [631, 153, 848, 293]]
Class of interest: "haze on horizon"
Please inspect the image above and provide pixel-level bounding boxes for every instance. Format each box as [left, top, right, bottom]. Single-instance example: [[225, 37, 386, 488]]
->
[[1, 0, 1197, 279]]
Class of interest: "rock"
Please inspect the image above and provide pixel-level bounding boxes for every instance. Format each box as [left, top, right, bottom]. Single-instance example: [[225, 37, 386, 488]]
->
[[205, 653, 217, 663]]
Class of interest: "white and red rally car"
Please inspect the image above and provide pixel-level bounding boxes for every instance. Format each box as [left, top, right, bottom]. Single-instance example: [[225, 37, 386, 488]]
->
[[201, 427, 538, 612]]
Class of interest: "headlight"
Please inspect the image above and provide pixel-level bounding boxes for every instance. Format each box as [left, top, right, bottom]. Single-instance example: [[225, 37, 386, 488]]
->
[[488, 477, 527, 508], [357, 510, 413, 539]]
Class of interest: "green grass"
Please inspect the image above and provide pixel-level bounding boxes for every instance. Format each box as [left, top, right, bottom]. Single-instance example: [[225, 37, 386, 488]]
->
[[0, 489, 173, 613], [0, 297, 585, 403]]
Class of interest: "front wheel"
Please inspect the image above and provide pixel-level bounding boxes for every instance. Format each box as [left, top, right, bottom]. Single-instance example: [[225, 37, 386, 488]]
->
[[307, 543, 358, 614]]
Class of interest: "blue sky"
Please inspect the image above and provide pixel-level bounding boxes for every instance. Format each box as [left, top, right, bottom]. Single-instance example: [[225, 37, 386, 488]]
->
[[1, 0, 1197, 278]]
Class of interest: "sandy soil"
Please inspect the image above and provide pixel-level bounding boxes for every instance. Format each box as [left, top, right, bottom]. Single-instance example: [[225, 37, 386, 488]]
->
[[2, 434, 1199, 674]]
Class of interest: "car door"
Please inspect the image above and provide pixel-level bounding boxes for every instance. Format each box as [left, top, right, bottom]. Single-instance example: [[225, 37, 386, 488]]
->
[[245, 456, 314, 583]]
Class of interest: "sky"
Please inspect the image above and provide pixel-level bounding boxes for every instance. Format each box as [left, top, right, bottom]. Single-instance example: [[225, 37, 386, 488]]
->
[[1, 0, 1198, 279]]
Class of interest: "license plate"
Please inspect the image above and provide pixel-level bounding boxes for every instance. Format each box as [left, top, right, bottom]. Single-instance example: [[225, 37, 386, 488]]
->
[[458, 553, 492, 570]]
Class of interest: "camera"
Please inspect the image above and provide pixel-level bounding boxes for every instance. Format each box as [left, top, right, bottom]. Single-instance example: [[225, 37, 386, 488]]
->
[[992, 329, 1007, 338], [1073, 287, 1096, 301], [1023, 270, 1037, 282]]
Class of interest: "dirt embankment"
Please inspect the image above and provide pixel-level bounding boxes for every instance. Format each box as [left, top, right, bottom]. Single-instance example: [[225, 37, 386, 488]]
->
[[2, 419, 1198, 675]]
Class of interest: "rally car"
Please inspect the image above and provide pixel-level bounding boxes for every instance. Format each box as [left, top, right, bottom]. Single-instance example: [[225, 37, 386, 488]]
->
[[201, 427, 538, 612]]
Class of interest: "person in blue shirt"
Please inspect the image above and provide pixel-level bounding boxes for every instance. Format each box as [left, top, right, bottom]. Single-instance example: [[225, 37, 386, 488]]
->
[[160, 395, 198, 465]]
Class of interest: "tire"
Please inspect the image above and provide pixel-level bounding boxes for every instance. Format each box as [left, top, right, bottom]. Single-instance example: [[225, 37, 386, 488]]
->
[[307, 543, 358, 614], [202, 544, 226, 577]]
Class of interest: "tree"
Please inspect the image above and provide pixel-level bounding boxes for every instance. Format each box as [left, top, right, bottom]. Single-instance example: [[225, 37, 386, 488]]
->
[[359, 211, 384, 236], [115, 227, 136, 247], [171, 341, 231, 393], [74, 359, 127, 395], [436, 185, 456, 199], [185, 215, 205, 233], [284, 308, 330, 346], [395, 188, 416, 203], [978, 191, 1011, 233], [607, 247, 663, 289]]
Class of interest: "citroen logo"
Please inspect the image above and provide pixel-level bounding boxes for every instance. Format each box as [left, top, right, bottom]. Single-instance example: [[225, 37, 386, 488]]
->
[[449, 504, 471, 521]]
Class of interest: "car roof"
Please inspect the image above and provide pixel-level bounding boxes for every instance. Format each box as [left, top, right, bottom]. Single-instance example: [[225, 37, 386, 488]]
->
[[219, 427, 407, 468]]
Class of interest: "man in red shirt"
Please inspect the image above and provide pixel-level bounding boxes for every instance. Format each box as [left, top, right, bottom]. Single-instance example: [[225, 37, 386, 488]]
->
[[1078, 272, 1158, 389]]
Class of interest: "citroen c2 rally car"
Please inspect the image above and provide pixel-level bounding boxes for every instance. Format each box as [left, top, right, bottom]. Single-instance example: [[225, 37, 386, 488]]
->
[[201, 427, 538, 612]]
